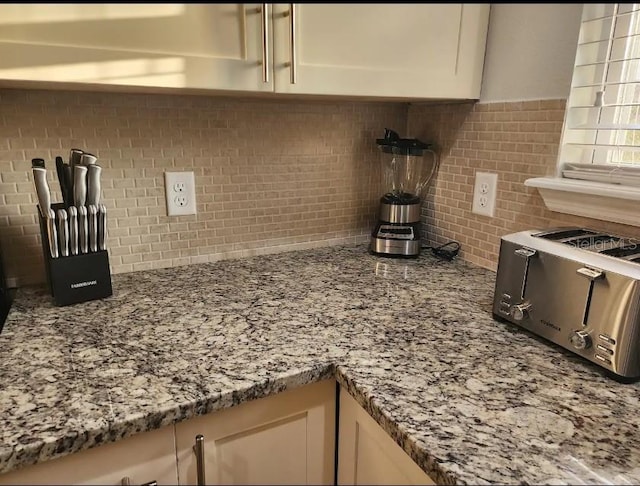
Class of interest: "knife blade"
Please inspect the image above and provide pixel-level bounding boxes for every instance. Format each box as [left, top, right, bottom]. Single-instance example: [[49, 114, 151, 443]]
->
[[87, 164, 102, 206], [68, 206, 78, 256], [73, 165, 88, 207], [47, 208, 59, 259], [32, 167, 51, 218], [88, 204, 98, 253], [98, 204, 107, 251], [55, 156, 70, 207], [80, 153, 97, 166], [56, 208, 69, 257], [78, 205, 88, 254]]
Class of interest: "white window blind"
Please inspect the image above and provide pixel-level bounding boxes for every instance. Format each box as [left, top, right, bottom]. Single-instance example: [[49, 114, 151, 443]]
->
[[560, 3, 640, 186]]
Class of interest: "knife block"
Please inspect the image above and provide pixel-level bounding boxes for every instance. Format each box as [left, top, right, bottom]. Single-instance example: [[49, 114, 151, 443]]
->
[[37, 203, 113, 307]]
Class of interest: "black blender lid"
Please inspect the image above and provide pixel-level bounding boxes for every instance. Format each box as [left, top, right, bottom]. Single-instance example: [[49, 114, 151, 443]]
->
[[376, 128, 432, 156]]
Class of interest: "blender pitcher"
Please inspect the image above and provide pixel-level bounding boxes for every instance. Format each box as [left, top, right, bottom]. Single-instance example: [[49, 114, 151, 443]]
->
[[371, 128, 438, 257]]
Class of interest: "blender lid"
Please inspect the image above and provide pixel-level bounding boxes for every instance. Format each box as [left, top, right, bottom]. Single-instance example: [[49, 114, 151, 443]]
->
[[376, 128, 432, 156]]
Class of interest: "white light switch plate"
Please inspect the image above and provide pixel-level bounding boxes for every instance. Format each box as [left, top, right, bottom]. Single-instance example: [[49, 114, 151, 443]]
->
[[165, 171, 196, 216], [472, 172, 498, 217]]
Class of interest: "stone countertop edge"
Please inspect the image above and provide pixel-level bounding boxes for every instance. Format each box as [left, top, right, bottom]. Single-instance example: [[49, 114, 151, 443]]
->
[[335, 367, 459, 486]]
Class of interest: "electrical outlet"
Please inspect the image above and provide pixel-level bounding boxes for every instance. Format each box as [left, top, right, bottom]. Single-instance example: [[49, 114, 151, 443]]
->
[[472, 172, 498, 217], [165, 171, 196, 216]]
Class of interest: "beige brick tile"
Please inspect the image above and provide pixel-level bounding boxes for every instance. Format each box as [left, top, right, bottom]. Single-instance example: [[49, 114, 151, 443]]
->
[[1, 87, 408, 285], [408, 98, 640, 272]]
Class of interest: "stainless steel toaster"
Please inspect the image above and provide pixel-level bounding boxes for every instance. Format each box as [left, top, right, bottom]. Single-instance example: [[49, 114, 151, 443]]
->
[[493, 227, 640, 380]]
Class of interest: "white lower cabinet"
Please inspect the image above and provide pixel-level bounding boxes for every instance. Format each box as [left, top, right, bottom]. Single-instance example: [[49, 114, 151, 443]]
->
[[174, 379, 336, 485], [0, 380, 436, 486], [337, 388, 435, 485], [0, 424, 178, 486]]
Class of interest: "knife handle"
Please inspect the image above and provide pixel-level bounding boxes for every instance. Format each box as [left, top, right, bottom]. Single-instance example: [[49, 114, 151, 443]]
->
[[73, 165, 88, 207], [80, 153, 97, 166], [87, 164, 102, 206], [98, 204, 107, 251], [56, 209, 69, 257], [32, 167, 51, 218], [88, 204, 98, 253], [69, 148, 83, 169], [63, 164, 74, 206], [78, 205, 89, 254], [47, 208, 59, 259], [68, 206, 78, 256], [69, 149, 83, 194]]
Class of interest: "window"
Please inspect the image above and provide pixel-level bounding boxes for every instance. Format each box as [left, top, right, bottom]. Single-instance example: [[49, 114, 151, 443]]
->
[[525, 3, 640, 227], [560, 3, 640, 185]]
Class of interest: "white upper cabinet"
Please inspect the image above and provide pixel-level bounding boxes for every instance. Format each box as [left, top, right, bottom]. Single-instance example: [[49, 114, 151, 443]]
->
[[0, 3, 489, 99], [271, 4, 489, 99], [0, 4, 271, 92]]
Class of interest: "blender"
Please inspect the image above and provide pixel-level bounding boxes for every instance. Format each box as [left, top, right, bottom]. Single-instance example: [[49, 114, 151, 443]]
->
[[371, 128, 438, 258]]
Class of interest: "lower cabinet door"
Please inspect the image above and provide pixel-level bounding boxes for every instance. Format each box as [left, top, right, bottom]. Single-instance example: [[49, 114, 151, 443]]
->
[[337, 388, 434, 485], [0, 424, 178, 485], [174, 379, 336, 485]]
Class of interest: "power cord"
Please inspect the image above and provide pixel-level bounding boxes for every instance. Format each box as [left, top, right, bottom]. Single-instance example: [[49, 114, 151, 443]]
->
[[422, 241, 461, 261]]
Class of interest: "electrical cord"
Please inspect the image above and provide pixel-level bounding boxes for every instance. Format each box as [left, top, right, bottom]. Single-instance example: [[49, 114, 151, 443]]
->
[[422, 240, 461, 261]]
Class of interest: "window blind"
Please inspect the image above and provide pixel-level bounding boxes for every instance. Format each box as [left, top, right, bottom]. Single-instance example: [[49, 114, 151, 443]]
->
[[560, 3, 640, 184]]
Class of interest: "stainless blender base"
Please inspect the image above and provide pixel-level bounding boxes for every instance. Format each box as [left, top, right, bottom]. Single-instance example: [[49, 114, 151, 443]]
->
[[371, 237, 421, 256]]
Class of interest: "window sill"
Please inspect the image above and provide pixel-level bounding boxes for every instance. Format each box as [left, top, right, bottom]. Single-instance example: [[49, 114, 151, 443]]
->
[[524, 177, 640, 227]]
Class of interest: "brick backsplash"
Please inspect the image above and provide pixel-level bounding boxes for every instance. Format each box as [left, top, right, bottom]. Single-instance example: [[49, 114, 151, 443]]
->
[[0, 88, 406, 286], [408, 99, 640, 271], [7, 91, 640, 287]]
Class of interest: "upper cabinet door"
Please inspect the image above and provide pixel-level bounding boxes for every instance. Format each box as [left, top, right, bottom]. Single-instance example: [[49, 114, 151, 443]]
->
[[0, 4, 272, 92], [271, 4, 489, 99]]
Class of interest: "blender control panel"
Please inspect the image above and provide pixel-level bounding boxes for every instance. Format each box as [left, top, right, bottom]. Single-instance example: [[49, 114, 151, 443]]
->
[[377, 225, 415, 240]]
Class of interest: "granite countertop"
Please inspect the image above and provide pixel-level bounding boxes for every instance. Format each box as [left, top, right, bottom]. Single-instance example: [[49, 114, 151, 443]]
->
[[1, 244, 640, 485]]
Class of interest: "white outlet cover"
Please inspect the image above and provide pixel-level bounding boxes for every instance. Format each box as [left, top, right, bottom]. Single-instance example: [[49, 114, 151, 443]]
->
[[472, 172, 498, 217], [165, 171, 196, 216]]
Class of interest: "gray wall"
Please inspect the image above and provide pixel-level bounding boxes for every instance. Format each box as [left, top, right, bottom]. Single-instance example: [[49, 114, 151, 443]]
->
[[480, 4, 583, 102]]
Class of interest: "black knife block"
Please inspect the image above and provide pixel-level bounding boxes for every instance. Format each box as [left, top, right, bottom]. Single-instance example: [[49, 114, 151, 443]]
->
[[37, 203, 113, 306]]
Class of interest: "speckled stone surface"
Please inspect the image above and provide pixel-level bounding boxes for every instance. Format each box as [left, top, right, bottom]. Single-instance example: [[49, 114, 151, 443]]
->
[[1, 244, 640, 485]]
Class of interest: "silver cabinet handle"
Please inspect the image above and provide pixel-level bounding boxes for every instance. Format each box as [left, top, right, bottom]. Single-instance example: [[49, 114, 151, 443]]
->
[[260, 3, 270, 83], [283, 4, 297, 84], [194, 434, 205, 486]]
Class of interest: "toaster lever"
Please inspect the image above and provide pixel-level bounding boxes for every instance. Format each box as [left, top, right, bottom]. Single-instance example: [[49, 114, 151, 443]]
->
[[514, 247, 537, 299], [515, 248, 536, 258], [576, 267, 605, 280], [576, 267, 604, 327]]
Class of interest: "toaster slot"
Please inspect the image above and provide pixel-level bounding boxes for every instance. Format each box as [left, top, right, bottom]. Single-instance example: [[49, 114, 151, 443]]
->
[[534, 228, 597, 241], [599, 244, 640, 259], [562, 234, 621, 249]]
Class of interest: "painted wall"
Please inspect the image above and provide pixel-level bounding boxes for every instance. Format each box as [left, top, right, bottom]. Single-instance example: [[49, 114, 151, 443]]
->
[[480, 4, 583, 103]]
